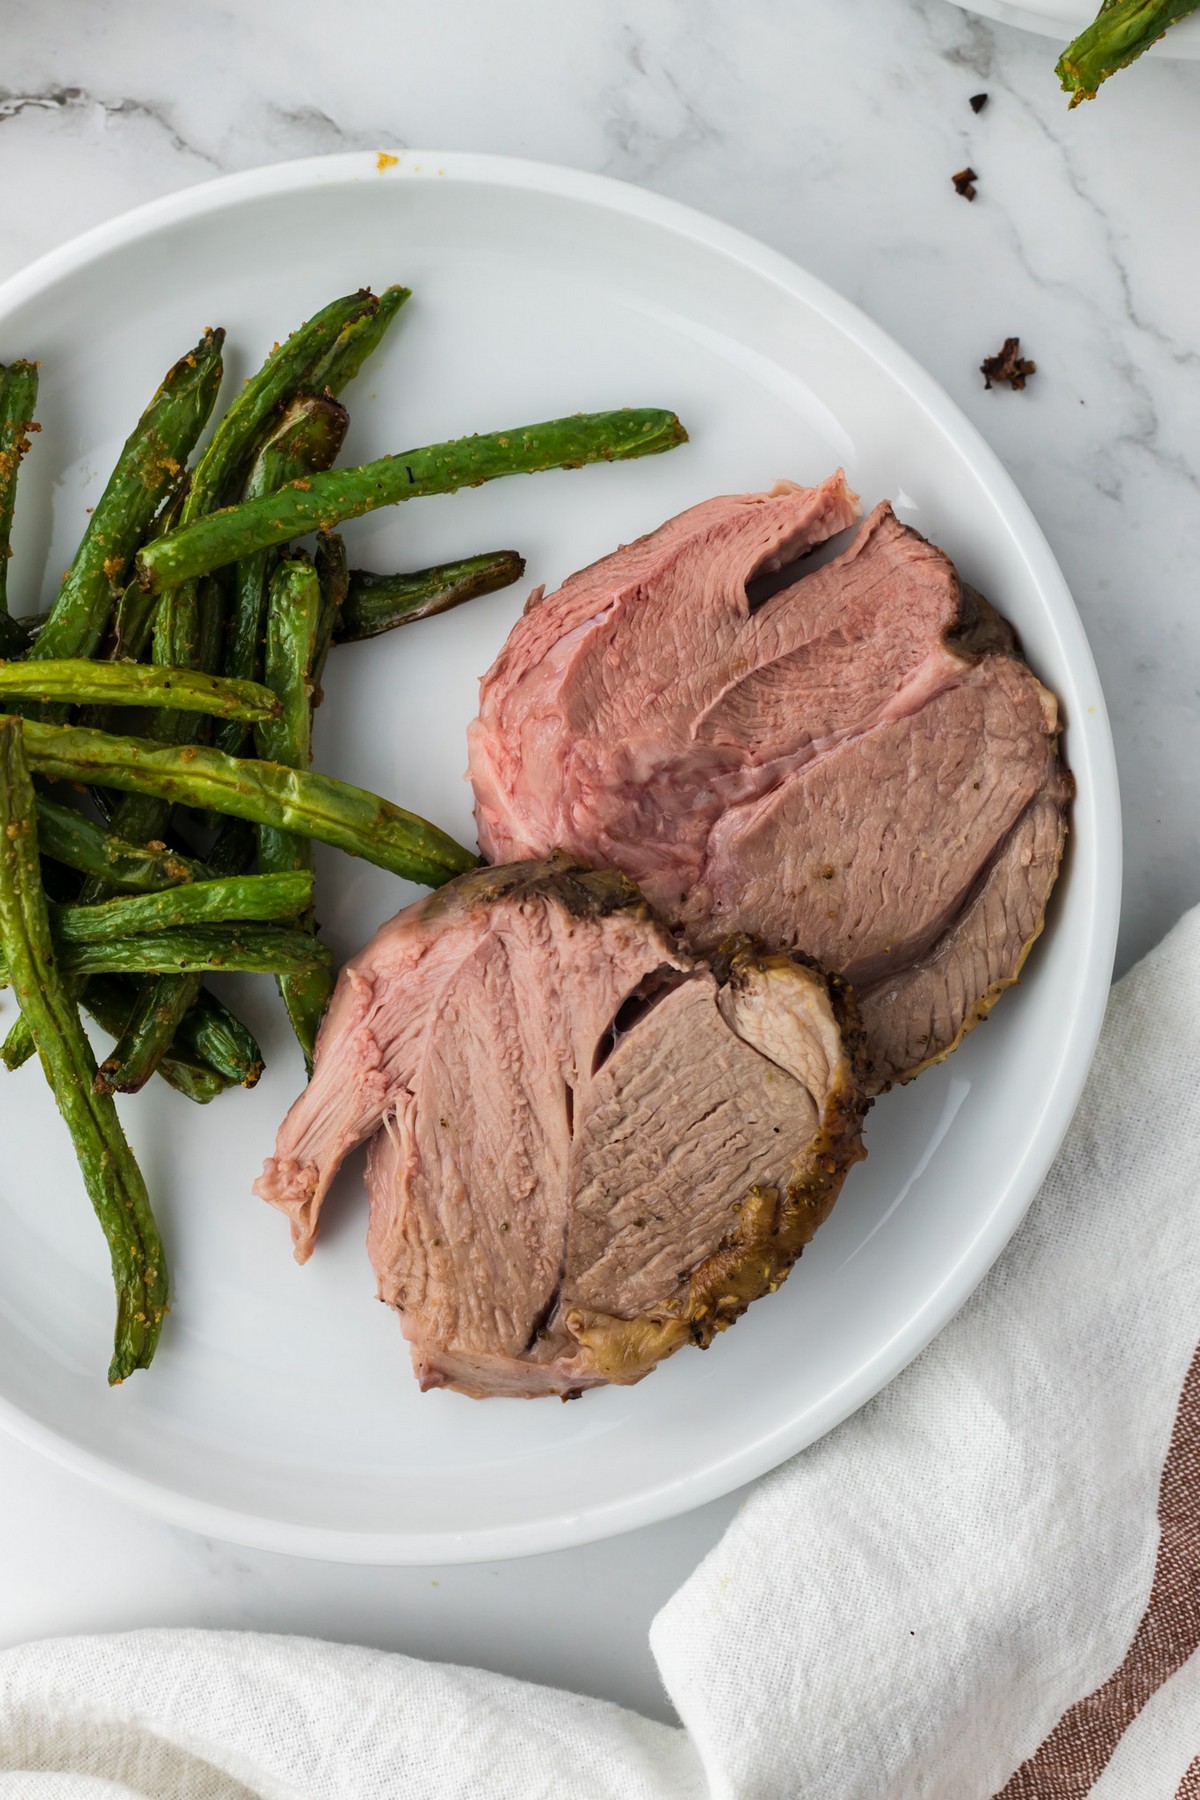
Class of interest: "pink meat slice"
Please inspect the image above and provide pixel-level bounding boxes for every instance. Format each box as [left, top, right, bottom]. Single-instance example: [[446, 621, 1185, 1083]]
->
[[468, 471, 863, 898], [467, 478, 1070, 1089], [255, 857, 867, 1399]]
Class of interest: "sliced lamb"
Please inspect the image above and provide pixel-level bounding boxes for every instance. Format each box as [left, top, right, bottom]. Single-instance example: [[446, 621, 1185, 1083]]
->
[[255, 856, 868, 1399], [467, 475, 1071, 1091]]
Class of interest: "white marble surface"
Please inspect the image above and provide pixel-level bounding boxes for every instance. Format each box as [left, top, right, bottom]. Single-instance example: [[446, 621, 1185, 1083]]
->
[[0, 0, 1197, 1727]]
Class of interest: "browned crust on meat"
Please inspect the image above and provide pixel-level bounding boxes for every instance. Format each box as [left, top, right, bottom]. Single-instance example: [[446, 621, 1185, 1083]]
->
[[563, 953, 870, 1384], [421, 849, 649, 927], [951, 579, 1021, 659]]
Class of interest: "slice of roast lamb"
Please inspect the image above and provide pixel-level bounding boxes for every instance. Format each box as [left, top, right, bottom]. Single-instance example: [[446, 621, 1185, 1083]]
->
[[255, 856, 868, 1399], [467, 475, 1071, 1091]]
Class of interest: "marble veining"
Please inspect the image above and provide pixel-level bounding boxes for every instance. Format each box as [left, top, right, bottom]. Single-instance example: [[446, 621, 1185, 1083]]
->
[[0, 0, 1197, 1725]]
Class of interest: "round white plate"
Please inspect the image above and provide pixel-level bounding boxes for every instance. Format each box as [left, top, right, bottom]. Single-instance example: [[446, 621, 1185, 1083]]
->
[[0, 152, 1119, 1564], [952, 0, 1200, 56]]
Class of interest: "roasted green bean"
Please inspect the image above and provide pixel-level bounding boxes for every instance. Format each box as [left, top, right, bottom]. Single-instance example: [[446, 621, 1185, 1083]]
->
[[215, 394, 348, 760], [35, 797, 206, 891], [0, 923, 332, 984], [0, 657, 280, 720], [337, 551, 526, 642], [20, 719, 477, 886], [307, 285, 409, 395], [30, 332, 224, 664], [0, 717, 166, 1381], [137, 409, 688, 589], [51, 871, 312, 942], [82, 977, 232, 1105], [255, 558, 330, 1070], [0, 360, 39, 630]]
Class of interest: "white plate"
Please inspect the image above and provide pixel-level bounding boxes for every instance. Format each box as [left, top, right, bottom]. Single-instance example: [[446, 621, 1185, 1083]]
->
[[951, 0, 1200, 55], [0, 152, 1120, 1564]]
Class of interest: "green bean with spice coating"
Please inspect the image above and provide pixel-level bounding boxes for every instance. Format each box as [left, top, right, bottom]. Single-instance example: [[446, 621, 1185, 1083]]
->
[[85, 575, 227, 1049], [311, 532, 349, 700], [188, 290, 377, 519], [34, 798, 208, 891], [29, 331, 224, 665], [0, 360, 39, 634], [86, 973, 260, 1092], [136, 409, 689, 589], [96, 481, 188, 678], [1058, 0, 1200, 101], [256, 562, 320, 836], [255, 557, 330, 1070], [337, 550, 526, 642], [171, 984, 264, 1089], [19, 719, 478, 885], [140, 293, 375, 780], [50, 871, 313, 941], [215, 395, 348, 760], [0, 657, 281, 719], [0, 923, 332, 985], [0, 717, 167, 1382], [20, 973, 266, 1094], [118, 296, 378, 1072], [81, 976, 232, 1105], [97, 810, 259, 1095], [306, 284, 410, 395]]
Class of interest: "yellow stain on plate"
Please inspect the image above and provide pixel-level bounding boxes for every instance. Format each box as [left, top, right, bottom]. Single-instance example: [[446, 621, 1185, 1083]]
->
[[375, 151, 399, 174]]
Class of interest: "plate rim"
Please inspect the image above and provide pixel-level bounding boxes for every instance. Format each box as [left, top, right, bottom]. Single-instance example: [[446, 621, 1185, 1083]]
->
[[0, 149, 1122, 1564]]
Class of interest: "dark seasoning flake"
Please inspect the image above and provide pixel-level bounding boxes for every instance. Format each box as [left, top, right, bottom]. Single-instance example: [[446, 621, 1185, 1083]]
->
[[981, 338, 1038, 392], [953, 92, 1037, 396], [954, 92, 988, 200]]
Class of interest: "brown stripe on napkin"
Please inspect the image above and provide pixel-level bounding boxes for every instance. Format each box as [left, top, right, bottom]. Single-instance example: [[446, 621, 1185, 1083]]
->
[[995, 1344, 1200, 1798], [1176, 1754, 1200, 1799]]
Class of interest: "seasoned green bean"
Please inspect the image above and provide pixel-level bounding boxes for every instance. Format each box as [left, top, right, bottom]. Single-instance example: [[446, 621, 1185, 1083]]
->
[[30, 332, 224, 665], [1058, 0, 1200, 101], [137, 409, 689, 589], [187, 291, 376, 520], [51, 871, 312, 942], [255, 558, 330, 1070], [0, 360, 39, 623], [215, 394, 348, 761], [113, 298, 377, 1079], [98, 811, 259, 1095], [82, 977, 231, 1105], [0, 657, 280, 719], [0, 717, 166, 1382], [20, 719, 477, 885], [312, 533, 349, 700], [143, 293, 374, 775], [92, 480, 188, 677], [337, 551, 526, 642], [307, 284, 410, 395], [35, 797, 206, 891], [256, 561, 320, 856], [0, 923, 332, 984], [172, 984, 264, 1089]]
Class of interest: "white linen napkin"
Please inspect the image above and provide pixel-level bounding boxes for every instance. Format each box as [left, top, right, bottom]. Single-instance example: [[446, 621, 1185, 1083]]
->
[[2, 903, 1198, 1800]]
